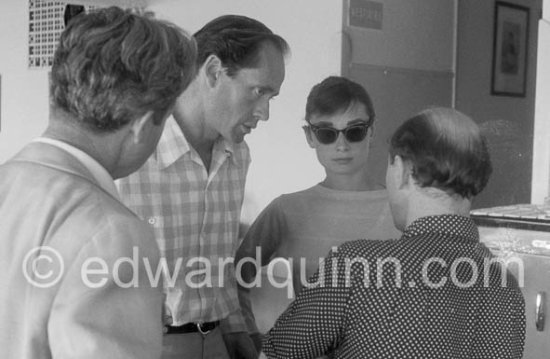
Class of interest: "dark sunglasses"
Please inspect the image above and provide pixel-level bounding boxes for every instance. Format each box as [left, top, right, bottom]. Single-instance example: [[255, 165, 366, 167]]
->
[[307, 121, 372, 145]]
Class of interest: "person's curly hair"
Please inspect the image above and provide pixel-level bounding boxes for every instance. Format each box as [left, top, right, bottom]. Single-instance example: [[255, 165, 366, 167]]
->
[[50, 7, 197, 132]]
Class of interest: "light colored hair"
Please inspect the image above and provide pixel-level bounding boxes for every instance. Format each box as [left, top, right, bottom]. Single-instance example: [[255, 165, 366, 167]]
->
[[50, 6, 197, 132]]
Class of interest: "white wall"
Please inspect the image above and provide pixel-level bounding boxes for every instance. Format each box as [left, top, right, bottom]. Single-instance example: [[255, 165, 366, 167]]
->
[[532, 0, 550, 203], [147, 0, 343, 223], [0, 1, 50, 163]]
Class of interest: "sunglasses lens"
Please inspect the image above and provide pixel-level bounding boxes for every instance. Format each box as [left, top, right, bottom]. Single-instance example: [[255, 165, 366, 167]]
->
[[345, 126, 368, 142], [310, 123, 370, 144], [315, 128, 338, 144]]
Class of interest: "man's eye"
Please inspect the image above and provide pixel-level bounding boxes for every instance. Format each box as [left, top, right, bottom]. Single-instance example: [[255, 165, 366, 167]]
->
[[255, 88, 265, 97]]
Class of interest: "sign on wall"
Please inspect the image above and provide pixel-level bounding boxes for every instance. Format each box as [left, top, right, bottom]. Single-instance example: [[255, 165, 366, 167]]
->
[[28, 1, 65, 69], [28, 1, 98, 69], [348, 0, 383, 30]]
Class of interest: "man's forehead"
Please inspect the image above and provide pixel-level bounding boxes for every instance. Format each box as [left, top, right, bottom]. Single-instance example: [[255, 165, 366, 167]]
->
[[236, 52, 285, 92]]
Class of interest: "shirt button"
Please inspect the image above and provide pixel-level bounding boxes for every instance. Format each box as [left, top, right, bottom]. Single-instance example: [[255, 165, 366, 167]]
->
[[148, 217, 156, 225]]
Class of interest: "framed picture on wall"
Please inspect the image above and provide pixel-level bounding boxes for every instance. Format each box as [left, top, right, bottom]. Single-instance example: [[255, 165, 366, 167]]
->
[[491, 1, 530, 97]]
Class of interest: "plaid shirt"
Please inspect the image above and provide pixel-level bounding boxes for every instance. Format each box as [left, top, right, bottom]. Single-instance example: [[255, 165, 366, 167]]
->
[[116, 116, 250, 330]]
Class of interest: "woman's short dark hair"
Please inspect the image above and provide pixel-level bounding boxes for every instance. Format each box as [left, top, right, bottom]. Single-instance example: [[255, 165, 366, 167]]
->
[[50, 7, 196, 132], [194, 15, 289, 77], [305, 76, 375, 124], [389, 107, 492, 198]]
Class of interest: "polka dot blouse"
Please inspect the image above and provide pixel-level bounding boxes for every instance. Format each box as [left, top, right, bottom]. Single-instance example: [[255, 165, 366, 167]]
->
[[262, 215, 525, 358]]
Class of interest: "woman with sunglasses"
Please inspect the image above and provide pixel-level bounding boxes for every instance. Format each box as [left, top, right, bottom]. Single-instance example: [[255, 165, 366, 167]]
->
[[235, 76, 401, 334]]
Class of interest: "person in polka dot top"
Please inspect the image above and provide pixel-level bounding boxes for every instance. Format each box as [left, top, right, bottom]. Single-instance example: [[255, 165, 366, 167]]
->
[[262, 107, 525, 358]]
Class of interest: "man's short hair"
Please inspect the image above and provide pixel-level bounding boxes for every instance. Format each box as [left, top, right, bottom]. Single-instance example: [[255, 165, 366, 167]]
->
[[193, 14, 289, 77], [50, 6, 196, 132], [389, 107, 492, 198], [305, 76, 375, 124]]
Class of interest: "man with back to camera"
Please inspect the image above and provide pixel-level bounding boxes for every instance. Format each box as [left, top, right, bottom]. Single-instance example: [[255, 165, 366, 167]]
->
[[0, 6, 196, 359], [116, 14, 289, 359], [262, 107, 525, 358]]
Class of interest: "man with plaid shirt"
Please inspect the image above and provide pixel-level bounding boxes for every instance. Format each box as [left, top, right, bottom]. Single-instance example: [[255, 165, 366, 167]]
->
[[117, 15, 288, 359]]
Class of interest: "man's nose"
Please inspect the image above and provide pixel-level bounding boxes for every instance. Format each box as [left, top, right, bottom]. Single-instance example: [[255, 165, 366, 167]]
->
[[255, 99, 270, 122]]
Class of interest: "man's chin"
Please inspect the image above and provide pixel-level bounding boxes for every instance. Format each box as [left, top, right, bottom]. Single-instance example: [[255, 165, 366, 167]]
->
[[230, 132, 246, 144]]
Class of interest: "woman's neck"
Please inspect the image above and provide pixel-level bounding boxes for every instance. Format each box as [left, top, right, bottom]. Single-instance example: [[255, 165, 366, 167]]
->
[[321, 173, 382, 191]]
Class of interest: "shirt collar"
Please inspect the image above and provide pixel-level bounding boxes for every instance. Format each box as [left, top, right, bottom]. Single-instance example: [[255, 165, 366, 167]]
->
[[213, 135, 238, 165], [32, 137, 119, 199], [156, 115, 239, 170], [402, 214, 479, 243]]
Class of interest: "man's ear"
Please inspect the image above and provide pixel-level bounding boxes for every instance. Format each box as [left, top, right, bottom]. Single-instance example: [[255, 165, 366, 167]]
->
[[130, 111, 155, 144], [203, 54, 224, 88], [392, 154, 412, 189], [303, 125, 315, 149]]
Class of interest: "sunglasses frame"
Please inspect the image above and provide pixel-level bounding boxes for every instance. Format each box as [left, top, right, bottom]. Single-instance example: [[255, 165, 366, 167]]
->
[[306, 118, 374, 145]]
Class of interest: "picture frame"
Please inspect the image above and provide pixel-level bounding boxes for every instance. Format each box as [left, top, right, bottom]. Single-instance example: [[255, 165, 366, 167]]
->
[[491, 1, 530, 97]]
